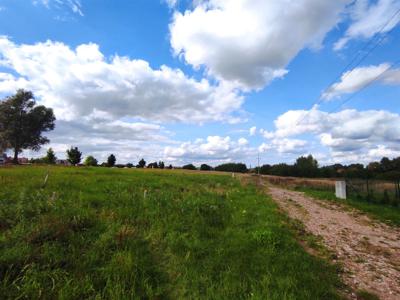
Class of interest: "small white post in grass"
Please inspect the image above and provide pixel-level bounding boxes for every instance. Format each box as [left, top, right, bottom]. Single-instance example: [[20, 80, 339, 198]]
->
[[232, 173, 235, 178], [335, 181, 346, 199], [42, 171, 49, 188]]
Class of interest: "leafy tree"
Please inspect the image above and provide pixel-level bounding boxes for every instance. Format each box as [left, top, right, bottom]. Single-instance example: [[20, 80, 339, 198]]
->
[[259, 164, 271, 175], [269, 163, 293, 176], [107, 154, 116, 167], [137, 158, 146, 168], [167, 164, 173, 169], [84, 156, 98, 166], [126, 163, 134, 168], [159, 161, 165, 169], [380, 157, 392, 172], [66, 147, 82, 165], [215, 163, 247, 173], [43, 148, 57, 164], [182, 164, 196, 170], [148, 162, 159, 168], [294, 155, 319, 177], [29, 157, 46, 164], [0, 90, 56, 163], [200, 164, 212, 171]]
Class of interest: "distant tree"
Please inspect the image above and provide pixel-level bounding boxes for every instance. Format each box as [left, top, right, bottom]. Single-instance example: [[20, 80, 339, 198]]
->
[[44, 148, 57, 164], [30, 157, 46, 164], [126, 163, 134, 168], [159, 161, 165, 169], [200, 164, 212, 171], [259, 164, 271, 175], [167, 164, 173, 169], [0, 90, 56, 163], [215, 163, 247, 173], [66, 147, 82, 165], [137, 158, 146, 168], [107, 154, 116, 167], [344, 164, 366, 179], [269, 163, 293, 176], [380, 157, 392, 172], [148, 162, 159, 168], [84, 155, 98, 166], [319, 165, 338, 178], [294, 155, 319, 177], [182, 164, 196, 170]]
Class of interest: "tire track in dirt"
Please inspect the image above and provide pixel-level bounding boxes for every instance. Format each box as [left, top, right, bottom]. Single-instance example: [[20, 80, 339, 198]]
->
[[267, 185, 400, 300]]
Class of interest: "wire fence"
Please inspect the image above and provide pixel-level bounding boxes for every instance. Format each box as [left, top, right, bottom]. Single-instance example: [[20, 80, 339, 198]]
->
[[346, 179, 400, 206], [261, 174, 400, 207]]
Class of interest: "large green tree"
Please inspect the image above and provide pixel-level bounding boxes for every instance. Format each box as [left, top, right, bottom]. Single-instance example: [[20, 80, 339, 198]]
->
[[0, 90, 56, 163]]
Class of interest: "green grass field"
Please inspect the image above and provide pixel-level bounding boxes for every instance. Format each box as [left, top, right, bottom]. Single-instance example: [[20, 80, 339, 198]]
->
[[0, 166, 342, 299], [298, 188, 400, 226]]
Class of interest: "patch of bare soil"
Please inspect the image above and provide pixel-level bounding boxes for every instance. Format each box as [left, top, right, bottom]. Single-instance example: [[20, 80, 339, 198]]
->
[[267, 185, 400, 300]]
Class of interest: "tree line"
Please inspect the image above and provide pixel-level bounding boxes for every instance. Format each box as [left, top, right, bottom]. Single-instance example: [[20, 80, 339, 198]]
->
[[1, 90, 399, 181], [257, 154, 400, 181]]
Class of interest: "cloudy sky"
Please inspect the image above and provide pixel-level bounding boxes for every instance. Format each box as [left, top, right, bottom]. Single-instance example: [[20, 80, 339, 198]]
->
[[0, 0, 399, 166]]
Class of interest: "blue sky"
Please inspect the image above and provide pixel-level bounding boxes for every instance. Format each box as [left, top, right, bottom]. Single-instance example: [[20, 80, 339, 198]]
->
[[0, 0, 400, 166]]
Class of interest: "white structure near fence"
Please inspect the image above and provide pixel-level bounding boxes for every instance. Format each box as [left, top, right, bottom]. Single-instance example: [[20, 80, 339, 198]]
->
[[335, 181, 347, 199]]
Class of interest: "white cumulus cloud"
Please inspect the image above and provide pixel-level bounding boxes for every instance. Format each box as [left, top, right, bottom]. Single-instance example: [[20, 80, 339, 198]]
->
[[322, 63, 400, 99], [0, 37, 244, 124], [261, 108, 400, 163], [164, 135, 254, 165], [170, 0, 351, 90]]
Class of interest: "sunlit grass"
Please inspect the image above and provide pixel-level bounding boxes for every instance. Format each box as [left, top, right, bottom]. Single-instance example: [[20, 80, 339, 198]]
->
[[0, 166, 342, 299]]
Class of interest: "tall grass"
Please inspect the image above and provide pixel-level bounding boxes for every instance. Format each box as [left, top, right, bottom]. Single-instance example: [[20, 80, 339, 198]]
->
[[0, 166, 342, 299]]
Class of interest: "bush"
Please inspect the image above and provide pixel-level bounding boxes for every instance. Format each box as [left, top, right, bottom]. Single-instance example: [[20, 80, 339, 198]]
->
[[215, 163, 247, 173], [84, 156, 98, 167], [182, 164, 196, 170], [200, 164, 212, 171]]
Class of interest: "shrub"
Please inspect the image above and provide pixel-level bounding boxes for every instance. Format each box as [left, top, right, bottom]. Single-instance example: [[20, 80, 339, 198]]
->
[[215, 163, 247, 173], [200, 164, 212, 171], [84, 156, 98, 167], [182, 164, 196, 170]]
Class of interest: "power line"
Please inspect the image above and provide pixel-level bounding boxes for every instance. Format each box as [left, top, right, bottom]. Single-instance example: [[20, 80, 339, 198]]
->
[[329, 59, 400, 113], [330, 6, 400, 85], [294, 7, 400, 125]]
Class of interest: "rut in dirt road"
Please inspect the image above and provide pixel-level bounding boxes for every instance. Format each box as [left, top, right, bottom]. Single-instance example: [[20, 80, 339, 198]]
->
[[267, 186, 400, 300]]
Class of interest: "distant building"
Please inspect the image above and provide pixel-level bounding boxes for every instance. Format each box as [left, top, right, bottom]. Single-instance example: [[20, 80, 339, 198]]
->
[[18, 157, 29, 164]]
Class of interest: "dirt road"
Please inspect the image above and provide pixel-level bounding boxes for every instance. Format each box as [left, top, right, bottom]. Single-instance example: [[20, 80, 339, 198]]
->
[[267, 186, 400, 300]]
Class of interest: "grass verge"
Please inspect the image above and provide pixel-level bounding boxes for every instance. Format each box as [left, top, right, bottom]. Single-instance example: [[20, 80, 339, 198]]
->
[[297, 187, 400, 226]]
